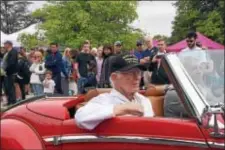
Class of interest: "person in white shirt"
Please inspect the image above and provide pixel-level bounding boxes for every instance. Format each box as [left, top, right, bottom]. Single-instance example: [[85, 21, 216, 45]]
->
[[43, 70, 55, 96], [75, 54, 154, 130], [29, 51, 46, 96], [179, 31, 207, 62]]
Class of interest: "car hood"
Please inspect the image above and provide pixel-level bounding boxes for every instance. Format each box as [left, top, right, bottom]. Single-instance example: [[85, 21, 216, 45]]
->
[[26, 97, 77, 120]]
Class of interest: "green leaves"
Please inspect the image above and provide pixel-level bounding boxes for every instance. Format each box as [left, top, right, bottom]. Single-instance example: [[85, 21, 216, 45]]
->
[[32, 1, 142, 49], [171, 0, 224, 44]]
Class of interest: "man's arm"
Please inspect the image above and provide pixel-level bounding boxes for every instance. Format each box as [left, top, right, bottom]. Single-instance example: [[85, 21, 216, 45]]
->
[[75, 96, 144, 130], [61, 59, 68, 78]]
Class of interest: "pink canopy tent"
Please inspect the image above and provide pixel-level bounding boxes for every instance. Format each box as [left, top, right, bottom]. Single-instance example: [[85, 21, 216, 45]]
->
[[167, 32, 224, 52], [153, 40, 158, 46]]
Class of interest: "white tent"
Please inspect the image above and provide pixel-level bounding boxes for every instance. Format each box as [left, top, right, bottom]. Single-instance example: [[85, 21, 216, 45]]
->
[[1, 24, 39, 46]]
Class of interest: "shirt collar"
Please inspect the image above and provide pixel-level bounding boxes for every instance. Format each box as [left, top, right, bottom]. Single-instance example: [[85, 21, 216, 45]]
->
[[110, 88, 138, 103]]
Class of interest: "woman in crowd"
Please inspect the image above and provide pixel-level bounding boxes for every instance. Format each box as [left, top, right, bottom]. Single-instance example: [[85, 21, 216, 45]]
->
[[99, 44, 114, 88], [95, 46, 103, 87], [29, 51, 46, 96], [91, 47, 97, 57], [0, 47, 6, 103], [61, 48, 73, 96], [15, 47, 31, 100]]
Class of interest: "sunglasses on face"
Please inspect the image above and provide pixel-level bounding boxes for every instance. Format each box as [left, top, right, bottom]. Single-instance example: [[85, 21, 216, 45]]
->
[[137, 44, 142, 47], [186, 40, 194, 43]]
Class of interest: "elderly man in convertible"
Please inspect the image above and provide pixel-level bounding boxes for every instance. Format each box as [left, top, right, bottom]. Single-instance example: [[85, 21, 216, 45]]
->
[[75, 54, 154, 130]]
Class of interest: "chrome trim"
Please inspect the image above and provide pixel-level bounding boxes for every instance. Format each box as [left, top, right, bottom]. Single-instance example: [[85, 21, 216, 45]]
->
[[43, 135, 208, 148], [45, 96, 78, 99], [208, 142, 225, 149]]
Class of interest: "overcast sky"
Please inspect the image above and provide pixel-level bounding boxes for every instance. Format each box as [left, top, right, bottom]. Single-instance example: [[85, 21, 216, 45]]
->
[[29, 1, 177, 37]]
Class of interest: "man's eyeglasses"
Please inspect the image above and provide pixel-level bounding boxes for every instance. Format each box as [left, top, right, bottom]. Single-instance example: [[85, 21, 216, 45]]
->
[[186, 40, 194, 43]]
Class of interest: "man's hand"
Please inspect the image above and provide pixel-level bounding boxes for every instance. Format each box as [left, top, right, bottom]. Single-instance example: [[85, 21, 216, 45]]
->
[[113, 103, 144, 117], [152, 55, 157, 63]]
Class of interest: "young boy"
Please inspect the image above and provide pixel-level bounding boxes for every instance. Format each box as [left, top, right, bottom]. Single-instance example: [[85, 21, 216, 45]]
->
[[43, 71, 55, 96]]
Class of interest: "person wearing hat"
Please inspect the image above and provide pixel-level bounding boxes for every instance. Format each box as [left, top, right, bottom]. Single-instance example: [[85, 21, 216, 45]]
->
[[134, 40, 144, 62], [75, 54, 154, 130], [2, 40, 18, 105], [114, 41, 122, 55]]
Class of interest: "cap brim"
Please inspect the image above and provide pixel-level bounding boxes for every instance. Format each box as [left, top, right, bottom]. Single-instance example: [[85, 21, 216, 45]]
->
[[118, 64, 147, 72]]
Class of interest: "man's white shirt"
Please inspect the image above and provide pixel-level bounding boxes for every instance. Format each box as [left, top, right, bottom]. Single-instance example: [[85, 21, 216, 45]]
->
[[75, 89, 154, 130], [179, 46, 208, 63]]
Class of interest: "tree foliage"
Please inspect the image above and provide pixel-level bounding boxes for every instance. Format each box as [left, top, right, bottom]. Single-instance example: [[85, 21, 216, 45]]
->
[[32, 1, 143, 50], [0, 1, 36, 34], [17, 31, 49, 50], [170, 0, 224, 44], [153, 34, 170, 44]]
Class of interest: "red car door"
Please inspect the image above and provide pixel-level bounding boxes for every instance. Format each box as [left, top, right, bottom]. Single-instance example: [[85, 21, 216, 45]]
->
[[58, 117, 209, 150]]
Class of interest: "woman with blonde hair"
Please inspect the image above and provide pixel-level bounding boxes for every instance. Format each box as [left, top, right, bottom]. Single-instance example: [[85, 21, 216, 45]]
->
[[61, 48, 73, 95], [29, 51, 46, 96]]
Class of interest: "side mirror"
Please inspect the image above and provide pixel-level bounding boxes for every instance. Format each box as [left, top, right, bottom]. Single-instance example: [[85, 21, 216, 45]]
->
[[201, 105, 225, 139]]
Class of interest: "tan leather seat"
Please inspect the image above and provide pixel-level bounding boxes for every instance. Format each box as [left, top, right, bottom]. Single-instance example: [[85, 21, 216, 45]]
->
[[76, 88, 111, 109], [77, 86, 165, 117], [144, 84, 165, 117]]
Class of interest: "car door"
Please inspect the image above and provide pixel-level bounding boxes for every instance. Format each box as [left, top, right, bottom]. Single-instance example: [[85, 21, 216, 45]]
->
[[59, 117, 209, 150]]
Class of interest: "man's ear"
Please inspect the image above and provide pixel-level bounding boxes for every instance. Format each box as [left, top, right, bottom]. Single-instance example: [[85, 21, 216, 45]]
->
[[111, 73, 117, 81]]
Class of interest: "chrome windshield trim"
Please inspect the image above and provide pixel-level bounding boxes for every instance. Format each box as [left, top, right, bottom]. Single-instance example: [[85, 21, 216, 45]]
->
[[43, 135, 208, 148], [165, 54, 207, 120], [208, 142, 225, 149]]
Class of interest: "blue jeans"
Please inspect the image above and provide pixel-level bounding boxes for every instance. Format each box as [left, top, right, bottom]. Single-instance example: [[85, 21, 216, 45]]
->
[[32, 84, 44, 96], [77, 77, 88, 94]]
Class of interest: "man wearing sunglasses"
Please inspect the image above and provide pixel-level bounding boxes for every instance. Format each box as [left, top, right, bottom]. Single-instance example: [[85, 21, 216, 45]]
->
[[182, 32, 202, 52], [75, 54, 154, 130], [180, 31, 207, 62]]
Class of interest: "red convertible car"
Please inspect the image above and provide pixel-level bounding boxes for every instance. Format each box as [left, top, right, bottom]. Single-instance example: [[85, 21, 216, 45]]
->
[[1, 50, 224, 150]]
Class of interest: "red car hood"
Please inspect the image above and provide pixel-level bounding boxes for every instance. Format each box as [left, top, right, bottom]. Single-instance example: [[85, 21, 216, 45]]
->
[[26, 97, 79, 120]]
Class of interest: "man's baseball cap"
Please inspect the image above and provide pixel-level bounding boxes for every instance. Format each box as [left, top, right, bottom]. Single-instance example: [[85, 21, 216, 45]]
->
[[109, 54, 147, 74], [136, 40, 143, 46], [114, 41, 122, 46], [4, 40, 13, 45]]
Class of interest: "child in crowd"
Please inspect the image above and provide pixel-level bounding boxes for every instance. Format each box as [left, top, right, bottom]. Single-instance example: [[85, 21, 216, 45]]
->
[[43, 71, 55, 96]]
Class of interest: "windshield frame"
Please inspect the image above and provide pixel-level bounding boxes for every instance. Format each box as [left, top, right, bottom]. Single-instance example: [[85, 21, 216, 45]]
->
[[163, 53, 210, 123]]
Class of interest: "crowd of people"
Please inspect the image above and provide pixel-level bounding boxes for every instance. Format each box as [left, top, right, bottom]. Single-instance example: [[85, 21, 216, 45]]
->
[[0, 31, 206, 108]]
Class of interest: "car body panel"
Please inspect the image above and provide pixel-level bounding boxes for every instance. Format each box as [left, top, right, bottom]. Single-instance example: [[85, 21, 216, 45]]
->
[[57, 117, 209, 150], [1, 118, 45, 150]]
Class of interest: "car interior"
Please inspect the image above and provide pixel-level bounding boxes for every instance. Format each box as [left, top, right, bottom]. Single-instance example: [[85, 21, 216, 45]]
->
[[68, 85, 166, 118]]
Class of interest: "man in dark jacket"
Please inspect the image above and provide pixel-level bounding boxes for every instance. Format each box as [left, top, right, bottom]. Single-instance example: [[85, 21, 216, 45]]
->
[[45, 42, 68, 94], [149, 39, 170, 85], [2, 41, 18, 105]]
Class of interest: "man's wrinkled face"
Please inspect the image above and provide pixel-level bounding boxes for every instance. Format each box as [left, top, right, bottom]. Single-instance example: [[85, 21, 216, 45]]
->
[[50, 45, 58, 53], [157, 41, 166, 52], [112, 68, 142, 94], [186, 37, 196, 49]]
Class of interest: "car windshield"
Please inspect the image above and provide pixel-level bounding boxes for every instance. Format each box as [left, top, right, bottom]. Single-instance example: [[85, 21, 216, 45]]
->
[[177, 50, 224, 106]]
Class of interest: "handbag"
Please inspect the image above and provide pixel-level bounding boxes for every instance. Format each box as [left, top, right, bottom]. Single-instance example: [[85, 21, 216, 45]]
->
[[38, 63, 45, 82]]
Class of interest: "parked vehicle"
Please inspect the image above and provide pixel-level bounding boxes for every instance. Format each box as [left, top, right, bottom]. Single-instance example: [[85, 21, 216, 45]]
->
[[1, 50, 224, 150]]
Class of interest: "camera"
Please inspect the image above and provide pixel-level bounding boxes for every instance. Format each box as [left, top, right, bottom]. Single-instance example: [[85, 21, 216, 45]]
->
[[156, 53, 164, 59]]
